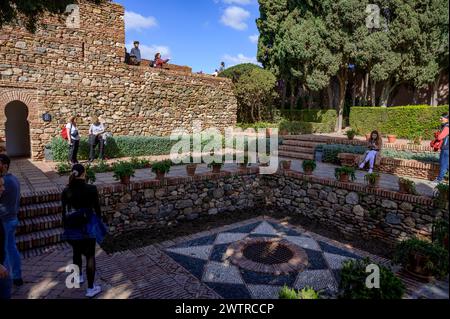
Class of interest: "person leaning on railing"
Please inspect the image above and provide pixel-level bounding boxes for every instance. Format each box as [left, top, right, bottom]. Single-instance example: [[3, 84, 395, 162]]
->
[[153, 52, 170, 68]]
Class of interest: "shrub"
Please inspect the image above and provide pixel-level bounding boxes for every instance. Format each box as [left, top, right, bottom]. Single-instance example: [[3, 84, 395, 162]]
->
[[381, 149, 439, 163], [56, 162, 71, 175], [349, 105, 449, 139], [398, 178, 417, 195], [279, 120, 330, 134], [298, 287, 320, 300], [151, 160, 172, 174], [281, 109, 337, 131], [237, 122, 278, 130], [112, 161, 135, 181], [322, 144, 367, 164], [92, 160, 111, 173], [130, 157, 151, 170], [302, 160, 317, 172], [432, 219, 449, 249], [278, 286, 299, 299], [393, 238, 449, 279], [346, 129, 357, 140], [339, 258, 405, 299], [85, 166, 96, 184]]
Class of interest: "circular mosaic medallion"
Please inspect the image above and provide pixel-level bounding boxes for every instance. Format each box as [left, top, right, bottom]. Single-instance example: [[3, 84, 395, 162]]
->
[[227, 237, 308, 275]]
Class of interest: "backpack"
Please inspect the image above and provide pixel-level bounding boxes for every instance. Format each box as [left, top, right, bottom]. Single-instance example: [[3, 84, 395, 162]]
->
[[61, 124, 72, 140]]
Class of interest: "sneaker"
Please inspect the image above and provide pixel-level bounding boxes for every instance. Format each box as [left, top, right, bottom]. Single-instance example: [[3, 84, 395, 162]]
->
[[86, 285, 102, 298], [368, 169, 373, 174], [78, 274, 85, 285], [13, 279, 24, 287], [359, 163, 365, 169]]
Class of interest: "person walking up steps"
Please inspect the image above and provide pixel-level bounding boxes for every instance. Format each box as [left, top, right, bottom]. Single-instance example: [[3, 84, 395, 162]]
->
[[0, 154, 23, 287], [61, 164, 107, 298]]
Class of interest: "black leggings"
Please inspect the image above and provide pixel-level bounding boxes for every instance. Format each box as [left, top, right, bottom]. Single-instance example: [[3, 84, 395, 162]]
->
[[68, 239, 96, 289]]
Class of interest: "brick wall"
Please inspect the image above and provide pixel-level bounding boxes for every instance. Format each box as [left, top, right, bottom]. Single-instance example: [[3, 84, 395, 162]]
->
[[0, 0, 237, 159]]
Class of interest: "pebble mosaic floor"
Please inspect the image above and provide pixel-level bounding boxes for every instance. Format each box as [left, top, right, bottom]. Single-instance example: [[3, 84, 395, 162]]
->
[[165, 219, 364, 299]]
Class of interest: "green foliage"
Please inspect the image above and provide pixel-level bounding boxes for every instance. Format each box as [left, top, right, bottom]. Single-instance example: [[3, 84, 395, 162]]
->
[[393, 238, 449, 279], [302, 160, 317, 172], [350, 105, 449, 139], [280, 109, 337, 131], [130, 157, 151, 170], [56, 162, 71, 176], [364, 172, 380, 186], [346, 129, 357, 140], [112, 161, 135, 180], [322, 145, 367, 164], [219, 63, 262, 82], [339, 258, 405, 299], [298, 287, 320, 300], [380, 149, 439, 164], [91, 160, 111, 173], [237, 122, 278, 130], [278, 286, 299, 300], [279, 120, 330, 135], [432, 219, 449, 249], [335, 167, 356, 181], [0, 0, 105, 32], [151, 160, 172, 174], [85, 166, 96, 185], [398, 178, 418, 195]]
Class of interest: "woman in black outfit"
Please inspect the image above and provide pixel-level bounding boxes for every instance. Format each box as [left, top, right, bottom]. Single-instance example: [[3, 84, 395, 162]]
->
[[62, 164, 106, 298], [0, 181, 11, 299]]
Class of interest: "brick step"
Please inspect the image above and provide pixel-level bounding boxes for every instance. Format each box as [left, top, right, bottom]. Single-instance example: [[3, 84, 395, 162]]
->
[[16, 228, 64, 252], [20, 190, 62, 206], [281, 140, 319, 148], [279, 150, 315, 160], [279, 145, 315, 154], [19, 201, 62, 219], [17, 214, 62, 236], [282, 135, 332, 143]]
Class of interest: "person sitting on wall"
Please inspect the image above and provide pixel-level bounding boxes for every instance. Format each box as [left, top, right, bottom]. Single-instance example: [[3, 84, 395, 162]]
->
[[88, 116, 106, 163], [358, 130, 383, 174], [154, 53, 169, 69], [129, 41, 141, 66]]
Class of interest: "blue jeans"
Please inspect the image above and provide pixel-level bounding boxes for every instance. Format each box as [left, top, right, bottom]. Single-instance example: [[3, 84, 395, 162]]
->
[[3, 219, 22, 280], [0, 271, 11, 299], [438, 148, 449, 181]]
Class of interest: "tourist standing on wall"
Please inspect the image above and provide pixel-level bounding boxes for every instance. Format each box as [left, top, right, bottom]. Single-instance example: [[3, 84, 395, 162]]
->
[[434, 113, 449, 184], [154, 53, 170, 68], [88, 116, 106, 163], [359, 130, 383, 174], [66, 116, 81, 165], [0, 175, 11, 299], [129, 41, 142, 66], [61, 164, 107, 298], [0, 155, 23, 288]]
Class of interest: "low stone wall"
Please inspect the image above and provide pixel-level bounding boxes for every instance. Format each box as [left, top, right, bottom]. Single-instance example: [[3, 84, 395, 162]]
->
[[265, 171, 447, 248], [338, 153, 439, 181], [97, 168, 265, 234]]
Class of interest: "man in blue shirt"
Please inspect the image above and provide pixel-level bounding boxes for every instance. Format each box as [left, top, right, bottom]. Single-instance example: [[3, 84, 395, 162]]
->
[[129, 41, 142, 65], [0, 154, 22, 287]]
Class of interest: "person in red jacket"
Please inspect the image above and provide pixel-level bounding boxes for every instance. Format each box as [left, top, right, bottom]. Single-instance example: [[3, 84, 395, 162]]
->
[[154, 52, 170, 68], [434, 113, 449, 184]]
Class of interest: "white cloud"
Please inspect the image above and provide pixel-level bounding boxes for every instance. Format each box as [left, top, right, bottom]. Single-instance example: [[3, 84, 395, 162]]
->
[[220, 6, 251, 31], [223, 53, 258, 66], [249, 34, 259, 44], [124, 11, 158, 31], [126, 43, 171, 60], [223, 0, 253, 5]]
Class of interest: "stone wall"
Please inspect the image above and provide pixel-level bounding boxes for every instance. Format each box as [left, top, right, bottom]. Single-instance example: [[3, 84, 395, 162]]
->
[[93, 167, 447, 248], [0, 0, 237, 159]]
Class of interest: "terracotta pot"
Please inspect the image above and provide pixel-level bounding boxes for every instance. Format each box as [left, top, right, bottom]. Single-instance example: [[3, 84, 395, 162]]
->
[[186, 164, 197, 176], [406, 252, 434, 282], [339, 173, 350, 183], [120, 175, 131, 185], [398, 182, 412, 194], [155, 171, 166, 180], [304, 167, 314, 175], [266, 128, 273, 138], [281, 161, 292, 170], [238, 163, 248, 171], [212, 165, 222, 174], [387, 135, 397, 144], [367, 176, 380, 188]]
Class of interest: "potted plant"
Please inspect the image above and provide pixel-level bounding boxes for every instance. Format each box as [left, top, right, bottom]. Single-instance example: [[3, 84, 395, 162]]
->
[[85, 166, 96, 185], [280, 160, 292, 170], [387, 134, 397, 144], [432, 219, 449, 251], [208, 160, 224, 174], [335, 166, 356, 183], [393, 238, 449, 281], [398, 178, 417, 195], [238, 155, 250, 170], [302, 160, 317, 175], [435, 183, 449, 207], [364, 172, 380, 188], [258, 154, 270, 167], [183, 155, 198, 176], [113, 161, 135, 185], [151, 160, 172, 180], [346, 129, 357, 141]]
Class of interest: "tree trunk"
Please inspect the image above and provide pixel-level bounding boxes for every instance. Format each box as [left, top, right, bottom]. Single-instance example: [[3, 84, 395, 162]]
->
[[363, 72, 369, 106], [336, 70, 348, 133], [327, 84, 334, 109], [281, 80, 287, 110], [431, 72, 442, 106], [370, 78, 376, 107]]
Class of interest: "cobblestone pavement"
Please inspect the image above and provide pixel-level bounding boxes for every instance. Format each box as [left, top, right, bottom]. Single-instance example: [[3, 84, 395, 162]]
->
[[10, 157, 437, 198]]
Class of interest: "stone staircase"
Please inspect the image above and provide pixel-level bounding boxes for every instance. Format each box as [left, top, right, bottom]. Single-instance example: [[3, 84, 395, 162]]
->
[[279, 135, 331, 160], [17, 191, 64, 254]]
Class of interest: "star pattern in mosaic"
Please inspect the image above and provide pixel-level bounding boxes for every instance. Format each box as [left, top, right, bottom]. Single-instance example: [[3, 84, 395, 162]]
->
[[165, 220, 362, 299]]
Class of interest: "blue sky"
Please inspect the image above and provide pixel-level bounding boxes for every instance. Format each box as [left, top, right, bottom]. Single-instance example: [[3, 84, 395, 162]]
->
[[114, 0, 260, 73]]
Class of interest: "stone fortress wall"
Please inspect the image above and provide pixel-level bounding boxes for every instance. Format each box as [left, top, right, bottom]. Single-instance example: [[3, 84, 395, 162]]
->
[[0, 0, 238, 159]]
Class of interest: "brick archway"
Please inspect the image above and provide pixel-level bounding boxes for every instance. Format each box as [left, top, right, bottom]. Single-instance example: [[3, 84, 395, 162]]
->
[[0, 89, 41, 159]]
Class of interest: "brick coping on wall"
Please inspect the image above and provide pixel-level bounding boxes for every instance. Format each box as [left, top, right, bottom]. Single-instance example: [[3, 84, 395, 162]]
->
[[19, 166, 436, 208]]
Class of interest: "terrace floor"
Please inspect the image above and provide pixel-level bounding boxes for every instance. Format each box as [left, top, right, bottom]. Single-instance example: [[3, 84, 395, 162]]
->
[[11, 217, 449, 299]]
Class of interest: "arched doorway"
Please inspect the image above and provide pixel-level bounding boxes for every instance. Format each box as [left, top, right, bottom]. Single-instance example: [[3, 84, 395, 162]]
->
[[5, 101, 31, 158]]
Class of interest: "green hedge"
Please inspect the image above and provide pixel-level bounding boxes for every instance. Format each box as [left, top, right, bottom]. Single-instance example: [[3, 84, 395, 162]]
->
[[350, 105, 449, 139], [281, 109, 337, 132], [49, 136, 273, 162]]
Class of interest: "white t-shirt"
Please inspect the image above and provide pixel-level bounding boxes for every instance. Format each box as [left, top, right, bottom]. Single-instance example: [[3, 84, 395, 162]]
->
[[89, 123, 105, 136], [66, 123, 80, 141]]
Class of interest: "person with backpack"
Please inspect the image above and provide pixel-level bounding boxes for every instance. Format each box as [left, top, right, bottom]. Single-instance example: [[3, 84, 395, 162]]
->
[[88, 116, 105, 163], [433, 113, 449, 184], [61, 164, 107, 298], [65, 116, 81, 164]]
